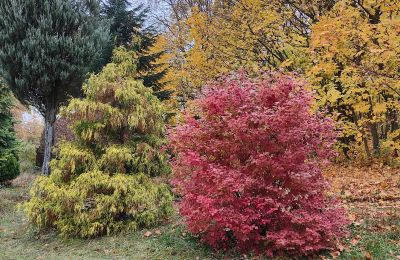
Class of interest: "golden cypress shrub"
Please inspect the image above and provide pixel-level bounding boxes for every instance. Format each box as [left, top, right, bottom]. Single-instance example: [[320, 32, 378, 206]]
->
[[24, 47, 173, 238]]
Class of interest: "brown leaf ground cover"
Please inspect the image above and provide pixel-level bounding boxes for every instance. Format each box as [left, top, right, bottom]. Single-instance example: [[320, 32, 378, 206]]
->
[[323, 164, 400, 259], [324, 164, 400, 222]]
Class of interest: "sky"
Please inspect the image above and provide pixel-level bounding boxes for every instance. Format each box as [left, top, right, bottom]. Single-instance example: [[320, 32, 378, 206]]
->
[[132, 0, 170, 30]]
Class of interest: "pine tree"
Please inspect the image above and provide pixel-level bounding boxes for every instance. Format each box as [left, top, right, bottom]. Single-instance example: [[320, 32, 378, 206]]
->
[[24, 47, 173, 238], [0, 84, 19, 184], [0, 0, 110, 175], [102, 0, 170, 100]]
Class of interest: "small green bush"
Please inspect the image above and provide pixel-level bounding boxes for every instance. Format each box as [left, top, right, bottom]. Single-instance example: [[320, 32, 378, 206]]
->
[[0, 84, 19, 184], [0, 152, 19, 184], [24, 47, 173, 238]]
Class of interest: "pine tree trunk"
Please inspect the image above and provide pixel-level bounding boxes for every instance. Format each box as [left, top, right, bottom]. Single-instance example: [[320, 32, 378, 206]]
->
[[42, 107, 56, 176]]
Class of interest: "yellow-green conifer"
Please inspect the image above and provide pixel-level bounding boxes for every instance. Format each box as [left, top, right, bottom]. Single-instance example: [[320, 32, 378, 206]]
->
[[24, 47, 173, 238]]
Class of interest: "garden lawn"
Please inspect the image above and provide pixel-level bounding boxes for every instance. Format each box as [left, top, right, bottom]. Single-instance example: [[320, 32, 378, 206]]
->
[[0, 168, 399, 260], [0, 174, 229, 260]]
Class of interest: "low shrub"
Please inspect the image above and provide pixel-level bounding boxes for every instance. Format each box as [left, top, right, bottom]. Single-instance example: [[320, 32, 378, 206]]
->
[[18, 140, 38, 173]]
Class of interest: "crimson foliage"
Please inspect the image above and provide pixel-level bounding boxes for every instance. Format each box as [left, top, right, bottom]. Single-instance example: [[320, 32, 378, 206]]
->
[[169, 72, 348, 256]]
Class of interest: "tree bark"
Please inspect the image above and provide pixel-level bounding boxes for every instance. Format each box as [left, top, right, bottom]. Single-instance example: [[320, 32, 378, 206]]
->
[[42, 107, 56, 176], [371, 122, 380, 156], [362, 136, 371, 159], [391, 110, 398, 132]]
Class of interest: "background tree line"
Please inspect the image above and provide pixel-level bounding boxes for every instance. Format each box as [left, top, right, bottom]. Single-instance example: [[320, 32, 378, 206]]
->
[[1, 0, 399, 179], [151, 0, 400, 163]]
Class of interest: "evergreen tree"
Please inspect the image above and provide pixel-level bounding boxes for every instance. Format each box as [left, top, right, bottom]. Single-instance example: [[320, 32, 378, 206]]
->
[[0, 0, 110, 175], [0, 84, 19, 184], [24, 47, 173, 238], [102, 0, 170, 100]]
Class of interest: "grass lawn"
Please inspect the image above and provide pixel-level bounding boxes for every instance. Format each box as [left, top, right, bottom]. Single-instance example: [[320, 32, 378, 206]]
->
[[0, 174, 236, 260], [0, 169, 399, 260]]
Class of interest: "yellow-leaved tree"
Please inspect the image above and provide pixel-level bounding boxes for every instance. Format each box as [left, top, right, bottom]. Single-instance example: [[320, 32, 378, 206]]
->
[[309, 0, 400, 162], [158, 0, 336, 108]]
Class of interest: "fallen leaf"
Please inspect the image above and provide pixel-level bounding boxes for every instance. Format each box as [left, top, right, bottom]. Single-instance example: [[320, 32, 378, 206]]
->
[[330, 250, 340, 259], [348, 213, 356, 222], [144, 231, 152, 237], [337, 243, 346, 252], [350, 236, 361, 246]]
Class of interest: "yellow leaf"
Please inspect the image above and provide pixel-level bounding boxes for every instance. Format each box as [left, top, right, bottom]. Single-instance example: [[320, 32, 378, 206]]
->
[[373, 103, 386, 114], [354, 103, 370, 113], [327, 88, 342, 103]]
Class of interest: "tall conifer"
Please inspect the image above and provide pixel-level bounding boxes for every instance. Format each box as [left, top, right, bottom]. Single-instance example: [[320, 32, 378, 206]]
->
[[0, 0, 110, 175], [103, 0, 170, 99]]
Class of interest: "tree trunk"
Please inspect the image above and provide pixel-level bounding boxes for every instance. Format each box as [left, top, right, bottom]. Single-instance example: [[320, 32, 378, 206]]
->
[[391, 110, 398, 132], [371, 122, 380, 156], [42, 108, 56, 176], [363, 136, 371, 159]]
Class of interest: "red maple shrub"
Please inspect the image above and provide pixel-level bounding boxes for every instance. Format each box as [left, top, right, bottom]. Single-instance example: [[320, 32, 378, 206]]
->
[[169, 72, 348, 256]]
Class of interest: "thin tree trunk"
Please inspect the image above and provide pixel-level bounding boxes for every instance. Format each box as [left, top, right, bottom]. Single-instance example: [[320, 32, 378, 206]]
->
[[371, 122, 380, 156], [363, 136, 371, 159], [391, 110, 398, 132], [360, 127, 371, 159], [42, 107, 56, 176]]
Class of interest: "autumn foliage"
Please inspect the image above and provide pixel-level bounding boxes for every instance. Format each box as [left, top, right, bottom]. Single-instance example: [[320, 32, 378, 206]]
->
[[170, 73, 348, 256]]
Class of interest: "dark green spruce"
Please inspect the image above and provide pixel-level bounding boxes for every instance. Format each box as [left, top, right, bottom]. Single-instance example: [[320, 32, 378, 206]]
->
[[102, 0, 170, 100]]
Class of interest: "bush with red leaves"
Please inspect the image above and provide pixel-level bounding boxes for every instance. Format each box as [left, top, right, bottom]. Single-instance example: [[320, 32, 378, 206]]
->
[[169, 72, 348, 257]]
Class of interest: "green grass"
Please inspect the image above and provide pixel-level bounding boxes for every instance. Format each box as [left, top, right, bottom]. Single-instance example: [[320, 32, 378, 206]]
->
[[0, 180, 399, 260], [0, 184, 232, 260], [338, 218, 400, 260], [0, 211, 219, 260]]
